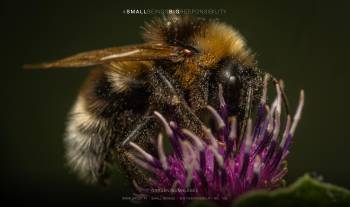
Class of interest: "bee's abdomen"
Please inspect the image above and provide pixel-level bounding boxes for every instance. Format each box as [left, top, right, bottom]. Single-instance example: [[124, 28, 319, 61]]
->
[[64, 67, 152, 184], [65, 96, 113, 184]]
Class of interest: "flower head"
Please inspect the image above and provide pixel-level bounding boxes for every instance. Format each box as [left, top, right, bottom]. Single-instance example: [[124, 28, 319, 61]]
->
[[127, 75, 304, 203]]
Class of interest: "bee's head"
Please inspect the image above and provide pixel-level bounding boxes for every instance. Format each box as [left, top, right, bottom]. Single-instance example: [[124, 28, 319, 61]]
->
[[144, 15, 263, 127]]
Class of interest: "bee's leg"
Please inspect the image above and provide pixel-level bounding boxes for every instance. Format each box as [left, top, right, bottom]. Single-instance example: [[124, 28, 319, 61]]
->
[[114, 114, 158, 188], [150, 69, 204, 133], [120, 117, 152, 146]]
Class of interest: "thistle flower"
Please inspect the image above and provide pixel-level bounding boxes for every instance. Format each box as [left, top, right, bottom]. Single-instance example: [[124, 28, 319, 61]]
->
[[127, 76, 304, 204]]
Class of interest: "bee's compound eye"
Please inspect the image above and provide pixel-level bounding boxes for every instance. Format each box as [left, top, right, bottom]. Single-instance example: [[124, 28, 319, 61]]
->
[[219, 61, 238, 87], [222, 70, 236, 85], [229, 76, 236, 83], [212, 60, 242, 117]]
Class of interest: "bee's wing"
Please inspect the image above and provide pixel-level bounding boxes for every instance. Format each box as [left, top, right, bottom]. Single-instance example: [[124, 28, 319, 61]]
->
[[24, 43, 186, 69]]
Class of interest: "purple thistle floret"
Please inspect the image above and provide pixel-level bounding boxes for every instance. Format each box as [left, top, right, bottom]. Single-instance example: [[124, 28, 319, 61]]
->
[[127, 75, 304, 203]]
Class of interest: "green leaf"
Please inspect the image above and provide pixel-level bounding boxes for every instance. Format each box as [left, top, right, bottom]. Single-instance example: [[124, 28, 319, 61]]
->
[[233, 174, 350, 207]]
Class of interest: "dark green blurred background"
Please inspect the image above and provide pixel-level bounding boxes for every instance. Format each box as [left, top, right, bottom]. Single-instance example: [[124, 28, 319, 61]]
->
[[2, 0, 350, 205]]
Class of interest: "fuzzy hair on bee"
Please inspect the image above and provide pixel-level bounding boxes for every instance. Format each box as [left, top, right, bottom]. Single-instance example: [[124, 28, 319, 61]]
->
[[25, 15, 266, 185]]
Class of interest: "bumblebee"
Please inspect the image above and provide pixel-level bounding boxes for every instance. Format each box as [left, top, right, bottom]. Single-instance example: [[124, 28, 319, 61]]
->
[[25, 15, 264, 185]]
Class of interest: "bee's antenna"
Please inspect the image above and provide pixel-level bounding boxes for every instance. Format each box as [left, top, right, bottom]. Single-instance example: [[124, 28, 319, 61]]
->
[[239, 84, 253, 142], [269, 74, 290, 115]]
